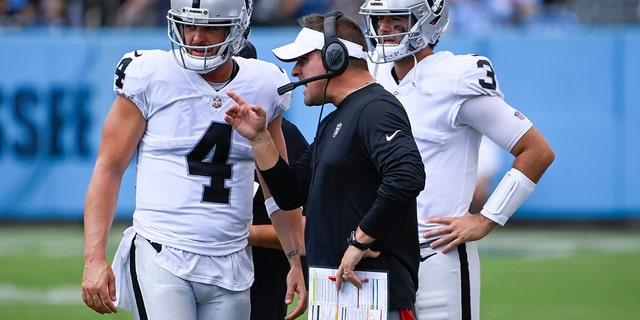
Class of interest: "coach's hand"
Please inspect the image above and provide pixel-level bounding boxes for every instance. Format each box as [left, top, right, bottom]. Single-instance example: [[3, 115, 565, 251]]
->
[[82, 258, 118, 314], [336, 245, 380, 291], [423, 213, 497, 253]]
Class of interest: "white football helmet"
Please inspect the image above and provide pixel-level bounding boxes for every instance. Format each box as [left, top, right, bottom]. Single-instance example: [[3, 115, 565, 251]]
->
[[360, 0, 449, 63], [167, 0, 252, 73]]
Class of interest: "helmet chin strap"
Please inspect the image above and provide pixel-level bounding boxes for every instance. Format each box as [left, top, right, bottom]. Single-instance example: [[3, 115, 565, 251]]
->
[[409, 53, 432, 95], [409, 53, 418, 86]]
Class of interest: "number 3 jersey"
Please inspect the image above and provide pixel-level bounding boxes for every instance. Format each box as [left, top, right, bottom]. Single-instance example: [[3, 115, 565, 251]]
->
[[371, 51, 531, 241], [113, 49, 291, 257]]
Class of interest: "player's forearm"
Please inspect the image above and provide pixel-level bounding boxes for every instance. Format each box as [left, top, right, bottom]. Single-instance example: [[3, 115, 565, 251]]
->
[[511, 148, 554, 183], [83, 213, 114, 263], [271, 208, 305, 267], [83, 169, 121, 261], [248, 224, 283, 249], [509, 127, 555, 183]]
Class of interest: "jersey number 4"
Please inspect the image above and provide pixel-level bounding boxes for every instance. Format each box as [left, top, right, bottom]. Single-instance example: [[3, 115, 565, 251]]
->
[[114, 53, 233, 204], [187, 122, 233, 204]]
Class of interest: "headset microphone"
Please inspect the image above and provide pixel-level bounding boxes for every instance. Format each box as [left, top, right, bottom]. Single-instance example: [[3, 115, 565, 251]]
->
[[277, 72, 334, 95]]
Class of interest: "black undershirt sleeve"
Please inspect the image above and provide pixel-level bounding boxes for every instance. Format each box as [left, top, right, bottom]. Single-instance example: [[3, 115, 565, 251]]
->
[[259, 156, 306, 210]]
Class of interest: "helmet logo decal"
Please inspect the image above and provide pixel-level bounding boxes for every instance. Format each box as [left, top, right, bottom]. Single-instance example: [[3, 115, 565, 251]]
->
[[181, 7, 209, 18], [427, 0, 445, 15]]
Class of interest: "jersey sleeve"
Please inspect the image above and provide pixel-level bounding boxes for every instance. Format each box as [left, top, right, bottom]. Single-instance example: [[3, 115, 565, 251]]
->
[[456, 54, 505, 99], [449, 54, 515, 137], [458, 95, 533, 152], [112, 50, 152, 118], [246, 59, 291, 124]]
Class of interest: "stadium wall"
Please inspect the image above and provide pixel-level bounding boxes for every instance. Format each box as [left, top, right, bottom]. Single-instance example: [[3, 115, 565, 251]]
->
[[0, 26, 638, 221]]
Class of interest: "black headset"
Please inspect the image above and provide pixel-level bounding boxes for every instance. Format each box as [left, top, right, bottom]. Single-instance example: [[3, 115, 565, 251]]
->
[[276, 10, 349, 95], [321, 11, 348, 77]]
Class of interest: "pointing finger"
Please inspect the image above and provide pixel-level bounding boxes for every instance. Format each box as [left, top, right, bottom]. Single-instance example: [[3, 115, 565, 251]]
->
[[226, 90, 247, 106]]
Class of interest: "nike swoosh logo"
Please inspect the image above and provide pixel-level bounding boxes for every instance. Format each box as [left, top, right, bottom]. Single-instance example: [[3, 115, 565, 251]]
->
[[385, 130, 401, 141], [420, 252, 437, 262], [134, 50, 142, 57]]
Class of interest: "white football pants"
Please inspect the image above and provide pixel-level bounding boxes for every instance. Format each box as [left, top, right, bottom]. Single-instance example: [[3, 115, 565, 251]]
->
[[130, 235, 251, 320], [415, 241, 480, 320]]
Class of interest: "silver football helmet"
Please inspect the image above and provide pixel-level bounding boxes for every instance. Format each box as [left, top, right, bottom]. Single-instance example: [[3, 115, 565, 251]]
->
[[167, 0, 252, 73], [360, 0, 449, 63]]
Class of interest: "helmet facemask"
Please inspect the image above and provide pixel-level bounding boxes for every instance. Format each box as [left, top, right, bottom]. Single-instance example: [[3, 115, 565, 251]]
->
[[167, 0, 250, 74], [360, 0, 449, 64]]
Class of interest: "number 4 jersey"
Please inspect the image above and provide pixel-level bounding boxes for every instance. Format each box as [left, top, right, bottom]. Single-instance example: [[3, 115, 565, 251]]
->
[[113, 49, 291, 256]]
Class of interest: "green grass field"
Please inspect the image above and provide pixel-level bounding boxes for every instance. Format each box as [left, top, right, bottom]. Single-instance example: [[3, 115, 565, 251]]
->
[[1, 222, 639, 319]]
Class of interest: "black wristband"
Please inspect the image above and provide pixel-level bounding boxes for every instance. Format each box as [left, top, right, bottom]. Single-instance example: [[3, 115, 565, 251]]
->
[[259, 156, 302, 210]]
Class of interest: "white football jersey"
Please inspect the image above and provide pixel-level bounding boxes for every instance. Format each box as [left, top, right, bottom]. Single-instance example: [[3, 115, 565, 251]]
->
[[113, 49, 291, 256], [371, 51, 530, 241]]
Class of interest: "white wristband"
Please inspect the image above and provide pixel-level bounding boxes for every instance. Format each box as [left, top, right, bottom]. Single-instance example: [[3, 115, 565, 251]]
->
[[480, 168, 536, 226], [265, 197, 281, 218]]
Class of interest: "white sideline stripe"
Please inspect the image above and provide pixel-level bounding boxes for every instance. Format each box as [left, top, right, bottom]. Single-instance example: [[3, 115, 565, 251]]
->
[[479, 229, 640, 260], [0, 238, 83, 257], [0, 284, 80, 305]]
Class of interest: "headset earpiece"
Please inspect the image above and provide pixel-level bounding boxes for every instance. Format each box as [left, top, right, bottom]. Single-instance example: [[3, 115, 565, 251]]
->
[[322, 11, 348, 76]]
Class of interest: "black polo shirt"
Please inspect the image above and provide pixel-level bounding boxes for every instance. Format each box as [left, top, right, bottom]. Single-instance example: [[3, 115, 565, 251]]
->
[[262, 83, 425, 310]]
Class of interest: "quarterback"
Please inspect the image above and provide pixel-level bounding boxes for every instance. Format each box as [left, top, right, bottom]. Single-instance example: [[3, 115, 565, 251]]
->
[[81, 1, 306, 319], [360, 0, 555, 319]]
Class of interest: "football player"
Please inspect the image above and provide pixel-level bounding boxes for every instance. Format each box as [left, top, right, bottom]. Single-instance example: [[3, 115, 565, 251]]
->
[[360, 0, 555, 319], [81, 1, 307, 319]]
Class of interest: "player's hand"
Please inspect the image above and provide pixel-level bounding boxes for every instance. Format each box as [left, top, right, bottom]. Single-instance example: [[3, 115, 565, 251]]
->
[[225, 90, 267, 141], [284, 262, 308, 320], [423, 213, 497, 253], [81, 258, 118, 314], [336, 246, 380, 290]]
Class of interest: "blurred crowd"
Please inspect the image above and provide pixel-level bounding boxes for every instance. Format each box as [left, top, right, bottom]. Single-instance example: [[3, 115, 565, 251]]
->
[[447, 0, 581, 35], [1, 0, 639, 31], [0, 0, 168, 27]]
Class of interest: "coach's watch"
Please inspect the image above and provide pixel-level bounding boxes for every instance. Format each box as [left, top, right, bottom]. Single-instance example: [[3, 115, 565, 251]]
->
[[347, 231, 372, 251]]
